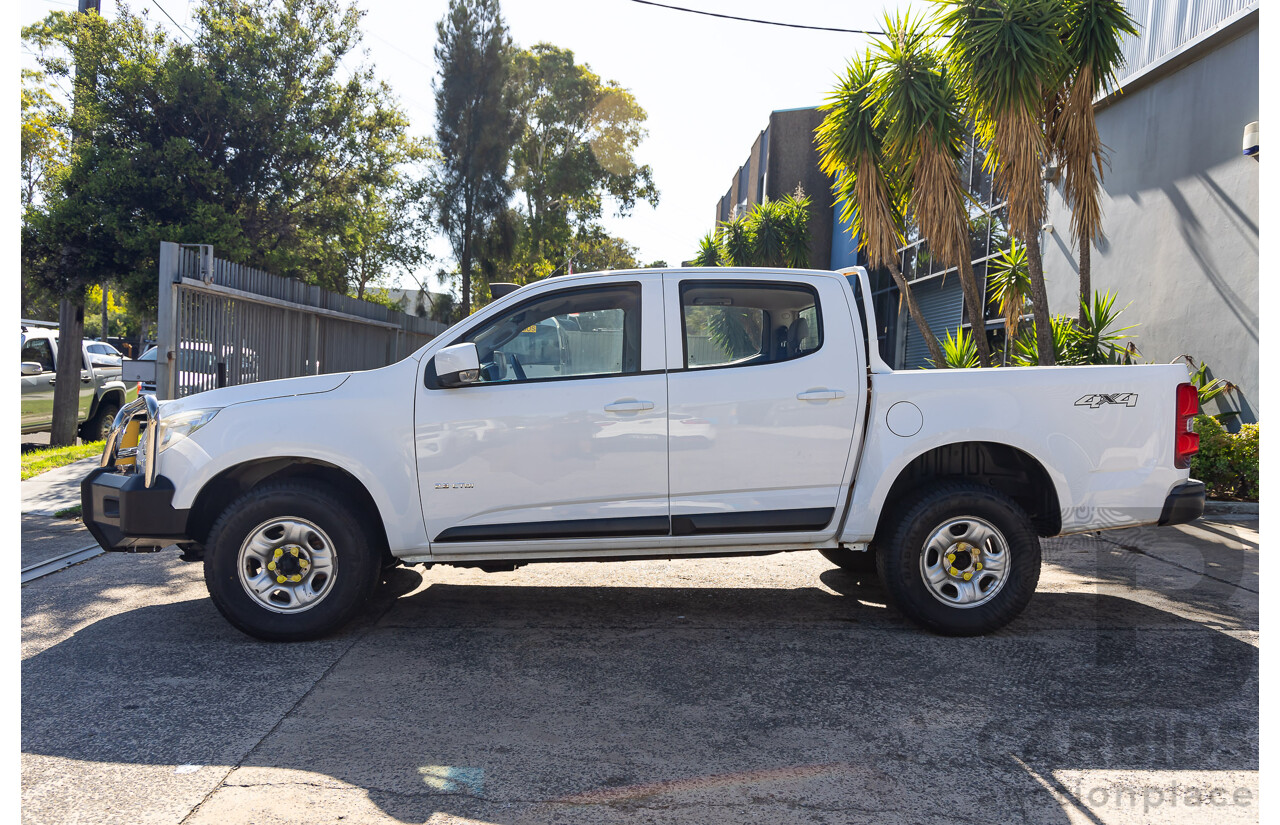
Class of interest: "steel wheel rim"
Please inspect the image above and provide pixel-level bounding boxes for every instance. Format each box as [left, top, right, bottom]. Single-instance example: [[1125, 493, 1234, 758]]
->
[[236, 517, 337, 614], [919, 515, 1010, 609]]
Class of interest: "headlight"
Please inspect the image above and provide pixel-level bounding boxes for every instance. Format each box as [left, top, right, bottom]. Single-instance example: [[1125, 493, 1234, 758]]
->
[[156, 408, 221, 452]]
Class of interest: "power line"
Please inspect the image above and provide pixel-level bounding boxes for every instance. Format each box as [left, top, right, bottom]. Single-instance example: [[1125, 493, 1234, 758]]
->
[[626, 0, 886, 35], [149, 0, 194, 42]]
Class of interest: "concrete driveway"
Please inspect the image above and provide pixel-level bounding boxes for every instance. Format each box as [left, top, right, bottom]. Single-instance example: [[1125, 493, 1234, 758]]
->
[[21, 518, 1257, 824]]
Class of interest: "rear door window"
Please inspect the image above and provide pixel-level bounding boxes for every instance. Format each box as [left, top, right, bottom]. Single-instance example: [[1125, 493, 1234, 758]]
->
[[680, 281, 822, 369]]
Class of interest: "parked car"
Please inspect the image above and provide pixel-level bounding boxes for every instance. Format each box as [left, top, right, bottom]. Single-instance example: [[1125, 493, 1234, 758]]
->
[[86, 340, 124, 366], [82, 267, 1204, 641], [134, 343, 258, 397], [21, 325, 138, 441]]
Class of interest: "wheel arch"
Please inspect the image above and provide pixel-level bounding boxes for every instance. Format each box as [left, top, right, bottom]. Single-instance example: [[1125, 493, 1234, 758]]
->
[[91, 386, 126, 418], [186, 457, 392, 563], [871, 441, 1062, 544]]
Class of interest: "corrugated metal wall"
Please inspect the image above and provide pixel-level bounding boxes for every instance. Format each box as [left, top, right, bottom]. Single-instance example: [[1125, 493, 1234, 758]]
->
[[1116, 0, 1256, 87], [903, 276, 964, 370]]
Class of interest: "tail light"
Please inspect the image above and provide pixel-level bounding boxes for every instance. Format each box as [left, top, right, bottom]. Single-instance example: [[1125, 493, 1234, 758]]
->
[[1175, 382, 1199, 469]]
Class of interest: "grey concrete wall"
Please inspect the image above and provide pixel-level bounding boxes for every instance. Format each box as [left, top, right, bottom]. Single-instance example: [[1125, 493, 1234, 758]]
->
[[1042, 24, 1258, 421]]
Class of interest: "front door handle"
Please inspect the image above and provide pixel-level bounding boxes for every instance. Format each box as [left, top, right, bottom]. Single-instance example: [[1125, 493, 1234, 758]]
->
[[797, 389, 845, 401], [604, 399, 655, 413], [48, 377, 55, 386]]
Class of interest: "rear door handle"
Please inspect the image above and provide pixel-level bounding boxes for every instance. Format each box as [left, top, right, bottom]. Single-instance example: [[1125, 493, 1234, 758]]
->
[[604, 399, 655, 413], [797, 389, 845, 401]]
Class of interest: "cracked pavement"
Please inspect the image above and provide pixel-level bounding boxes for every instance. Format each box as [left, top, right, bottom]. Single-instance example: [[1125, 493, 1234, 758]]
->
[[21, 517, 1257, 824]]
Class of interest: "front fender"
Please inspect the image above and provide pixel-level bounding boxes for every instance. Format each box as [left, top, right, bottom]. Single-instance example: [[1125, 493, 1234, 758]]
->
[[160, 360, 427, 553]]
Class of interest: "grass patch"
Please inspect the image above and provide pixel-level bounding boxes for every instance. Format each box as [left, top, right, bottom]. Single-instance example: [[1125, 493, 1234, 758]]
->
[[53, 504, 82, 519], [21, 442, 104, 480]]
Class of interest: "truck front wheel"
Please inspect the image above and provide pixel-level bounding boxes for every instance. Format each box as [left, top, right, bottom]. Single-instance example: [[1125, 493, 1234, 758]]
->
[[877, 482, 1041, 636], [203, 482, 380, 641]]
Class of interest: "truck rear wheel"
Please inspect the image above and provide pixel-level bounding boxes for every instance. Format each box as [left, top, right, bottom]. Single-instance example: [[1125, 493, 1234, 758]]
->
[[877, 481, 1040, 636], [203, 482, 380, 641]]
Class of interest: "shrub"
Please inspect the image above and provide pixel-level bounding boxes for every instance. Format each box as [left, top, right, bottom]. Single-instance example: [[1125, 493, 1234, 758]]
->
[[1190, 415, 1259, 501]]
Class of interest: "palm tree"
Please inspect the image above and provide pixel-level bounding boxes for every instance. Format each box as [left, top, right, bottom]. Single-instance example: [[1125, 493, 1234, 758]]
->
[[1048, 0, 1137, 325], [936, 0, 1069, 365], [816, 52, 948, 368], [868, 11, 992, 366]]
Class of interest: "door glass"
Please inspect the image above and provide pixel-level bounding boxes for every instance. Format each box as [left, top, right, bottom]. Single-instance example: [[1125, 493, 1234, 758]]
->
[[456, 283, 641, 384], [681, 282, 822, 369], [21, 339, 55, 371]]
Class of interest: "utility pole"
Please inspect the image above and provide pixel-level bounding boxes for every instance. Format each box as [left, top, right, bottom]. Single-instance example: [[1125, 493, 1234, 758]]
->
[[49, 0, 101, 446]]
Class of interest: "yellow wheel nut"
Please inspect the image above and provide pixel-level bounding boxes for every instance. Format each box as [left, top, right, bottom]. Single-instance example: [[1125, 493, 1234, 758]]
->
[[963, 572, 973, 581], [273, 548, 283, 558], [276, 575, 286, 584], [976, 563, 983, 571], [267, 562, 276, 571], [290, 574, 302, 583], [290, 548, 300, 557], [949, 566, 959, 576], [946, 553, 956, 563]]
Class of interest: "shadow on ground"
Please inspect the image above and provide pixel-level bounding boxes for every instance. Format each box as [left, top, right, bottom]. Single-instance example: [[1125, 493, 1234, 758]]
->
[[22, 559, 1258, 824]]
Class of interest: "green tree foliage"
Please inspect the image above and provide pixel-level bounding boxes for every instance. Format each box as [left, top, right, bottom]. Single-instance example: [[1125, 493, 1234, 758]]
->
[[20, 69, 68, 211], [506, 44, 657, 283], [985, 240, 1031, 337], [934, 0, 1069, 365], [867, 10, 992, 367], [1191, 417, 1258, 500], [23, 0, 421, 310], [1010, 290, 1137, 366], [928, 328, 981, 368], [694, 192, 813, 268], [430, 0, 518, 315]]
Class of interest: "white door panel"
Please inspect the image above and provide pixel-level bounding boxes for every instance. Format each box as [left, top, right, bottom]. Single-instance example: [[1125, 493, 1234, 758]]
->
[[663, 273, 862, 541], [417, 373, 669, 542], [416, 274, 669, 550]]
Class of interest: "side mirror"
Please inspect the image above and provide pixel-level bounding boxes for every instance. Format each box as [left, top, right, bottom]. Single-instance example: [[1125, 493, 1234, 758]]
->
[[434, 343, 481, 388], [21, 362, 43, 376]]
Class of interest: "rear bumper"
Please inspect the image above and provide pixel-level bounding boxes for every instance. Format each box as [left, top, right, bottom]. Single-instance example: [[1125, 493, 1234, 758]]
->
[[1157, 480, 1206, 527], [81, 467, 191, 551]]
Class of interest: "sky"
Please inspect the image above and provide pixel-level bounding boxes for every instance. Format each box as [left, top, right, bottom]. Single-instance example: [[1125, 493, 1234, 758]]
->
[[19, 0, 892, 291]]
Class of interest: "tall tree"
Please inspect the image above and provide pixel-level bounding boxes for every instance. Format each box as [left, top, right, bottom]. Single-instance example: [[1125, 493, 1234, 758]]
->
[[869, 11, 992, 367], [817, 52, 948, 368], [936, 0, 1069, 365], [507, 44, 657, 282], [23, 0, 418, 311], [431, 0, 517, 315], [1048, 0, 1137, 324]]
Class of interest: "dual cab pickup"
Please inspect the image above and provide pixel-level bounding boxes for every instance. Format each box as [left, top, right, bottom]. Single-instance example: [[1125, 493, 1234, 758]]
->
[[83, 267, 1204, 640]]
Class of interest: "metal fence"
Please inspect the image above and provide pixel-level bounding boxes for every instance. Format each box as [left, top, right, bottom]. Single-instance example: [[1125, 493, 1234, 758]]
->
[[154, 242, 446, 399]]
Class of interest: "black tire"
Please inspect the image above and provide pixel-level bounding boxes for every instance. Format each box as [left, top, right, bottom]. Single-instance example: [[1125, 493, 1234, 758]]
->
[[203, 481, 381, 641], [818, 546, 878, 575], [80, 400, 119, 442], [876, 481, 1041, 636]]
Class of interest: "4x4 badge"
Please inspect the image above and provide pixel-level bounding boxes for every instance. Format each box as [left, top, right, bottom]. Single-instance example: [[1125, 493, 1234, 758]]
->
[[1075, 392, 1138, 408]]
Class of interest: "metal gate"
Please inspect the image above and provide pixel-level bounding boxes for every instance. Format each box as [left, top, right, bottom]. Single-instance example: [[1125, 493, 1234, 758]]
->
[[154, 242, 446, 400]]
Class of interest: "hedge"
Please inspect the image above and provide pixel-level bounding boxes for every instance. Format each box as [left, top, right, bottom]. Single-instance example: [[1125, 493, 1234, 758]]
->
[[1190, 415, 1259, 501]]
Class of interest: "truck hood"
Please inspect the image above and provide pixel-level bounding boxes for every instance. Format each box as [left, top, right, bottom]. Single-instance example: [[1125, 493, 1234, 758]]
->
[[160, 373, 350, 415]]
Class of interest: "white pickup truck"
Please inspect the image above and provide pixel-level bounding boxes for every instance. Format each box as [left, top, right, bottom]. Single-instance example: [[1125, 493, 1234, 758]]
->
[[83, 267, 1204, 641]]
